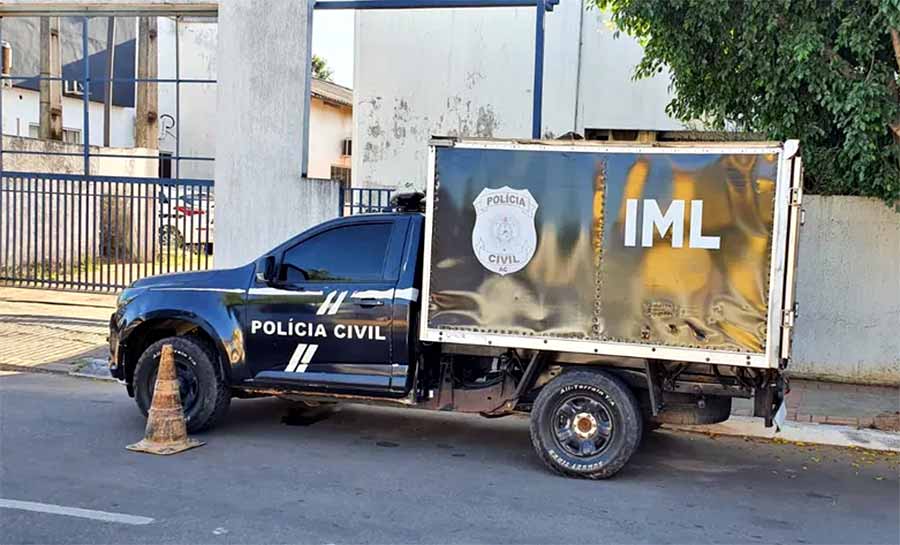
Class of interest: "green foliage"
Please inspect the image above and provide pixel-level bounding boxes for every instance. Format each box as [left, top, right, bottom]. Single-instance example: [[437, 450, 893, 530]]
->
[[311, 54, 333, 81], [594, 0, 900, 203]]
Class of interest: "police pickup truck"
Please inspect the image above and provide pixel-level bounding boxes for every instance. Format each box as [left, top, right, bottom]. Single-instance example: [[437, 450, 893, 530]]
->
[[110, 138, 803, 479]]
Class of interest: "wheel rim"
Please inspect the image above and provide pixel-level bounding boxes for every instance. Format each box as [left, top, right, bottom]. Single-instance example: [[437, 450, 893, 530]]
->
[[149, 358, 200, 415], [552, 394, 614, 458]]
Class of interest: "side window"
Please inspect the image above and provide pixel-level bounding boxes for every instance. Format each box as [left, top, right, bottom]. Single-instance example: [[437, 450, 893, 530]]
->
[[281, 222, 393, 283]]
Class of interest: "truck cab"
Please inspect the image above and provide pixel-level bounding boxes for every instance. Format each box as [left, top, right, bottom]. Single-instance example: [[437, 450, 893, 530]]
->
[[109, 211, 425, 404], [241, 212, 422, 396]]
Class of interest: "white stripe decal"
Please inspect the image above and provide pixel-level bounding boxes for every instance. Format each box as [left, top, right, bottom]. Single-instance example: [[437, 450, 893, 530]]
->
[[350, 289, 395, 299], [316, 291, 337, 315], [249, 287, 324, 296], [0, 498, 154, 526], [285, 343, 308, 373], [296, 344, 318, 372], [395, 287, 419, 302], [327, 291, 348, 315], [301, 344, 318, 364], [152, 288, 244, 293]]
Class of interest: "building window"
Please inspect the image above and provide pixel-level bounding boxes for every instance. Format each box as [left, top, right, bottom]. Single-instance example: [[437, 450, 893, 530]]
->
[[341, 138, 352, 157], [28, 124, 82, 145], [331, 166, 351, 188], [159, 151, 173, 179]]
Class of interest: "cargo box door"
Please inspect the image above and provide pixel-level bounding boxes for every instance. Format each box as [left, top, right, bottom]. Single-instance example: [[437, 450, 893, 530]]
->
[[779, 156, 803, 364]]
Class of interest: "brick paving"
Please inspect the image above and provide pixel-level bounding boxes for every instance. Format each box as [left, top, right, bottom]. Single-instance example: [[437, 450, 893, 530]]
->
[[0, 287, 114, 369]]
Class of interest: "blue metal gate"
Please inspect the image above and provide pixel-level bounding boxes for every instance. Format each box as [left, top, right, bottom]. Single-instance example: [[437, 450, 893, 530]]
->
[[339, 187, 394, 216], [0, 172, 214, 291]]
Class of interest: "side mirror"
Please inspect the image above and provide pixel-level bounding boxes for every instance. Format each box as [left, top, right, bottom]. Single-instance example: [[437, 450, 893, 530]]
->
[[255, 255, 277, 284]]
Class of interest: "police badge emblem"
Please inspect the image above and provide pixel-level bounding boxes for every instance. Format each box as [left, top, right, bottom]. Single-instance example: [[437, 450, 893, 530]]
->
[[471, 186, 539, 276]]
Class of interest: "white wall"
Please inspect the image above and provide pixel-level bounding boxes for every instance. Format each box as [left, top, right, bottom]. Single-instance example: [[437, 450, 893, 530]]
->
[[307, 96, 351, 179], [214, 0, 340, 269], [158, 16, 217, 180], [576, 8, 682, 132], [2, 87, 135, 148], [353, 1, 684, 190], [792, 196, 900, 385]]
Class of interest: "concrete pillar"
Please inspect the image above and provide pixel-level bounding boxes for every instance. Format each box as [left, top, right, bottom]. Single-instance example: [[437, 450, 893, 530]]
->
[[39, 16, 62, 140], [135, 16, 158, 149], [214, 0, 339, 268]]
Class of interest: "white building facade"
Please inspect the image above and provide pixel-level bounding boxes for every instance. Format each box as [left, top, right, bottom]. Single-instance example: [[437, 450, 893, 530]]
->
[[353, 1, 685, 190]]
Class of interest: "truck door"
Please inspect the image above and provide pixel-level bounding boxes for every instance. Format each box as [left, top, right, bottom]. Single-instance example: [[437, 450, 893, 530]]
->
[[244, 216, 408, 394]]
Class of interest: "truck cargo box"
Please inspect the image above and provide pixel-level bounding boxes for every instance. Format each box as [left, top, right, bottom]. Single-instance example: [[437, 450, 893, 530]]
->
[[421, 138, 802, 369]]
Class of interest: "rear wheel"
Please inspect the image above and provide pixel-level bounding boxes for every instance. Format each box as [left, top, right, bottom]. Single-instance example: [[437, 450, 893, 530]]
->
[[530, 369, 642, 479], [134, 336, 230, 433]]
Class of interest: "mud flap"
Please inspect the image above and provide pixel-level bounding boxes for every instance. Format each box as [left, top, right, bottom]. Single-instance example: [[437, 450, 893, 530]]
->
[[773, 398, 787, 432]]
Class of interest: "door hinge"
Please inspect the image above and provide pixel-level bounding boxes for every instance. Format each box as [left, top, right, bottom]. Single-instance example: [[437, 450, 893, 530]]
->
[[790, 187, 803, 206], [782, 302, 799, 327]]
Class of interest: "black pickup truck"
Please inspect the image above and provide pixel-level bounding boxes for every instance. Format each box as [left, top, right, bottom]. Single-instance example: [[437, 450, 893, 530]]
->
[[110, 139, 802, 478]]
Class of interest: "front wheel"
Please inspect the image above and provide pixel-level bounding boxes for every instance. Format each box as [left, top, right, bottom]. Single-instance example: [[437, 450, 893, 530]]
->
[[529, 369, 642, 479], [133, 336, 230, 433]]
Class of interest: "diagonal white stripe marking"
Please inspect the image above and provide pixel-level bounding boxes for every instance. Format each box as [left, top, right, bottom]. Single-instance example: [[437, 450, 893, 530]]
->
[[327, 291, 347, 315], [317, 291, 337, 315], [285, 343, 307, 373], [0, 499, 154, 525], [296, 344, 318, 373], [301, 344, 318, 364]]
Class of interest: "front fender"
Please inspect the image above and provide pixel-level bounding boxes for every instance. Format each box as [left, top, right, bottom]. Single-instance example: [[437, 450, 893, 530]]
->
[[115, 288, 248, 384]]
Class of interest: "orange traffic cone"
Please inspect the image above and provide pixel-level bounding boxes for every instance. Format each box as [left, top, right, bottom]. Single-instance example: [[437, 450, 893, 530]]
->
[[127, 344, 205, 455]]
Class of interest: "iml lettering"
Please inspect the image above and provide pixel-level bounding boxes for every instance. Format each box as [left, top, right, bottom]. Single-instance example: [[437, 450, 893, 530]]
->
[[623, 199, 721, 250]]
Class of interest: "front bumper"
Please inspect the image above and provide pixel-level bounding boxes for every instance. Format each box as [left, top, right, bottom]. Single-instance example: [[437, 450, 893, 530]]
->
[[108, 313, 125, 381]]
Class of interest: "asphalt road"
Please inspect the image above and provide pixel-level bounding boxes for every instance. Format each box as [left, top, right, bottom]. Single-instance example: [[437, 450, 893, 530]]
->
[[1, 372, 897, 545]]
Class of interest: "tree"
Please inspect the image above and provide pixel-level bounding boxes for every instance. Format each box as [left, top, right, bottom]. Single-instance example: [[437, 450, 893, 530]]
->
[[311, 54, 333, 81], [594, 0, 900, 204]]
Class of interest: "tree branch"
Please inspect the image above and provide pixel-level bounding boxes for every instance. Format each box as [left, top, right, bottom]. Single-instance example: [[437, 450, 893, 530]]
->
[[892, 28, 900, 73], [821, 45, 864, 80]]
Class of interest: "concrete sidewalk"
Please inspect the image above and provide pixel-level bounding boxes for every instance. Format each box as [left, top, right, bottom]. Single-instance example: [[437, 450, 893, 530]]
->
[[0, 287, 114, 372], [734, 379, 900, 432], [1, 286, 897, 445]]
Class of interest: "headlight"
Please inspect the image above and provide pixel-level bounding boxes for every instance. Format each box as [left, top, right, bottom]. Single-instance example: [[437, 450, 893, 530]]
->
[[116, 287, 147, 309]]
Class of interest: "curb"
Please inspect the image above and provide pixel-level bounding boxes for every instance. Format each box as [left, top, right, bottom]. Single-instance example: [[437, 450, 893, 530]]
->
[[0, 361, 116, 381], [665, 416, 900, 453], [68, 371, 117, 382], [69, 358, 117, 382]]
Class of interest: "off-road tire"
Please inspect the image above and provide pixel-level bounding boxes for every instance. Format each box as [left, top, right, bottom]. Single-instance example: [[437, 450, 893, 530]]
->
[[529, 369, 642, 479], [134, 336, 230, 433]]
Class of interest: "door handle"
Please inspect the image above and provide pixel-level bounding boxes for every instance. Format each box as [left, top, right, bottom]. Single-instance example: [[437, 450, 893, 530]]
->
[[357, 298, 384, 307]]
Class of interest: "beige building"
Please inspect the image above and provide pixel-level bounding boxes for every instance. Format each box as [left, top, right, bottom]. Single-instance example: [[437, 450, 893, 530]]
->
[[308, 77, 352, 184]]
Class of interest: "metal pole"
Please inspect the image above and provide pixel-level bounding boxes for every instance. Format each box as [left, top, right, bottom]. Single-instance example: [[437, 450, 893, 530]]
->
[[175, 16, 180, 180], [302, 1, 314, 177], [572, 0, 584, 135], [531, 0, 545, 139], [103, 16, 115, 147], [1, 17, 5, 174], [315, 0, 559, 9], [82, 16, 90, 175]]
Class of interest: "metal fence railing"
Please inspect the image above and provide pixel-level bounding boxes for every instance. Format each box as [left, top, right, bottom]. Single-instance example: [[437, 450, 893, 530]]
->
[[0, 172, 214, 292], [340, 187, 393, 216]]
